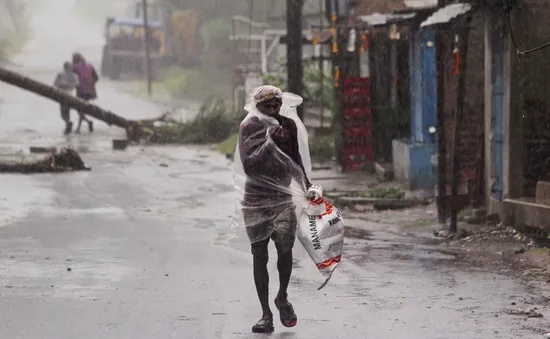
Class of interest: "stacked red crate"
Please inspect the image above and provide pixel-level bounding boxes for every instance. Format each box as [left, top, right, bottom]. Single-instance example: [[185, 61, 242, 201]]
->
[[342, 78, 373, 171]]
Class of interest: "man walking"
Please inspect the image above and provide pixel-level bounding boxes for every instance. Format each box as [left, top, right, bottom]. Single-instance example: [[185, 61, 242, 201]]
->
[[236, 85, 322, 333]]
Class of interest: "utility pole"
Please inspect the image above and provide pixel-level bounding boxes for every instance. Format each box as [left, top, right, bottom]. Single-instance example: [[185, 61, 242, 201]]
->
[[286, 0, 305, 120], [319, 0, 325, 127], [142, 0, 153, 97], [436, 0, 447, 224], [450, 23, 470, 233]]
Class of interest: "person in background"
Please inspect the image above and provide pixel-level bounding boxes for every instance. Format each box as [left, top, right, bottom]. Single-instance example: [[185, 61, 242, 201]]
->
[[72, 52, 98, 134], [53, 61, 79, 135]]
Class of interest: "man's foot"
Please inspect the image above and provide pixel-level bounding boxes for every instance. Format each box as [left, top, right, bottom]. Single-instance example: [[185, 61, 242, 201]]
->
[[275, 297, 297, 328], [88, 121, 94, 133], [251, 317, 274, 333], [75, 129, 81, 134]]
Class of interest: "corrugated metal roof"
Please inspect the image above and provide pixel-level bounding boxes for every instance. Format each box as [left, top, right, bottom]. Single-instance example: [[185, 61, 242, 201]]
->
[[357, 0, 408, 15], [403, 0, 438, 9], [420, 3, 472, 27], [111, 18, 163, 28], [359, 12, 416, 26]]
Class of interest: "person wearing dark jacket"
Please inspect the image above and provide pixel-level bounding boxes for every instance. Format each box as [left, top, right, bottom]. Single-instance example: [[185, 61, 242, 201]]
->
[[72, 52, 98, 134], [238, 85, 322, 333]]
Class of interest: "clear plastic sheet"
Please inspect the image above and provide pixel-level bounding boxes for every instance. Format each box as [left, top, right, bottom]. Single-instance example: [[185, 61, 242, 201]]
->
[[231, 93, 312, 243]]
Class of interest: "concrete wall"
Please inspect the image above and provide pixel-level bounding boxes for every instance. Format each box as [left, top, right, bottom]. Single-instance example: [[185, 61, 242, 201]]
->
[[508, 0, 550, 196], [393, 139, 410, 184], [393, 139, 437, 190]]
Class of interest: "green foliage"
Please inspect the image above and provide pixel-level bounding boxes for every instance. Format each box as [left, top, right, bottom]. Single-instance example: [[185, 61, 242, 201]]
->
[[198, 18, 233, 68], [309, 134, 335, 162], [0, 32, 28, 61], [199, 18, 232, 49], [365, 187, 406, 199], [150, 96, 237, 144], [217, 132, 239, 155], [261, 58, 338, 141], [157, 66, 231, 101], [261, 59, 336, 113]]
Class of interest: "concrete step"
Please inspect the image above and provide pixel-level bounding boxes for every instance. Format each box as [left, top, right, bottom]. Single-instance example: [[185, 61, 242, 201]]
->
[[535, 181, 550, 204], [375, 162, 394, 182], [503, 198, 550, 230]]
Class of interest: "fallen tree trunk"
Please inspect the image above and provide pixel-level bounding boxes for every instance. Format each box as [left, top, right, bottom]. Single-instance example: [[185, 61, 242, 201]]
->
[[0, 65, 131, 129]]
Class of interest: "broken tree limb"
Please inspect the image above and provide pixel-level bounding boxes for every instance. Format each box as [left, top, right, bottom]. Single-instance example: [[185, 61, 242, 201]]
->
[[0, 65, 179, 142], [0, 148, 91, 174], [0, 65, 131, 128]]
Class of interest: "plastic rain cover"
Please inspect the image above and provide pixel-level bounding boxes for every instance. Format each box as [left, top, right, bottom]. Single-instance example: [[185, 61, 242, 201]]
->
[[231, 92, 344, 290], [232, 92, 311, 242]]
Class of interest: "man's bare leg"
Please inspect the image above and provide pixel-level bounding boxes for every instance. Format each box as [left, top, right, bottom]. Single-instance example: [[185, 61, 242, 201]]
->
[[276, 244, 293, 301], [251, 239, 274, 333], [274, 238, 298, 327]]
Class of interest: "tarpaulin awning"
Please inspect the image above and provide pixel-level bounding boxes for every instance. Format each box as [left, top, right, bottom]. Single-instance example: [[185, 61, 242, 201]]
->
[[420, 3, 472, 27], [359, 12, 417, 27], [403, 0, 438, 10]]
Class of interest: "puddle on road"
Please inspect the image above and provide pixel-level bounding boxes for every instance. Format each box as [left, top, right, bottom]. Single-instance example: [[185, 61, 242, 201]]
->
[[192, 218, 216, 230], [418, 237, 445, 246], [391, 250, 457, 262], [344, 224, 464, 271]]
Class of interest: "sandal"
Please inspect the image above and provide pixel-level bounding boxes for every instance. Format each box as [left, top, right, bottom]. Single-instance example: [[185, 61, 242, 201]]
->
[[252, 318, 274, 333], [275, 297, 298, 328]]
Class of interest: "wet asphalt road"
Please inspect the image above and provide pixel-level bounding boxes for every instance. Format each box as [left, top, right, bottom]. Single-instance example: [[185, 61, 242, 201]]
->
[[0, 1, 548, 338]]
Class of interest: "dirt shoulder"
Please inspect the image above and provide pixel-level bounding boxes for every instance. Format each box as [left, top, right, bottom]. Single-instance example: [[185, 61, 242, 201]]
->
[[344, 202, 550, 301], [436, 221, 550, 302]]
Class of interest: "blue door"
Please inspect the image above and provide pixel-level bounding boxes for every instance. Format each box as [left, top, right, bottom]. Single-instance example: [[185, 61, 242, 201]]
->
[[491, 21, 505, 201], [420, 28, 437, 144], [410, 31, 421, 142]]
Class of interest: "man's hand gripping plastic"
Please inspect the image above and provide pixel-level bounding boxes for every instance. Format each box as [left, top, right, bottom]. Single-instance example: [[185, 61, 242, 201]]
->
[[307, 184, 323, 201]]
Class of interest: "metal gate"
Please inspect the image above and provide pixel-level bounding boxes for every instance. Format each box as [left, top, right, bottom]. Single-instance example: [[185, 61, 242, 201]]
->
[[342, 77, 373, 171]]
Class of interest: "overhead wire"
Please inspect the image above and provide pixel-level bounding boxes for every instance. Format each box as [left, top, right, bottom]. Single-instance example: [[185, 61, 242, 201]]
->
[[507, 8, 550, 57]]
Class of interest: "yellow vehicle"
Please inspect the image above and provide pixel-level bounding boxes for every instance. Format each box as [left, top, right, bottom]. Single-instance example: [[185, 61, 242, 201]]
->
[[100, 17, 164, 79], [100, 9, 199, 79]]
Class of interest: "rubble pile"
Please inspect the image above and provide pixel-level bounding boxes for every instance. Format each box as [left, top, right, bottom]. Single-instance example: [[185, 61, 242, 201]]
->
[[0, 148, 90, 174]]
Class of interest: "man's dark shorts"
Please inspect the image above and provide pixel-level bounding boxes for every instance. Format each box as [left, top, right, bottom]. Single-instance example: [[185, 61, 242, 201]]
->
[[244, 203, 297, 256]]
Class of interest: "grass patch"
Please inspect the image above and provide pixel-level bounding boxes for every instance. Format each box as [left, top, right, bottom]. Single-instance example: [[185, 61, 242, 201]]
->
[[368, 187, 406, 199], [218, 132, 238, 155], [129, 81, 173, 103], [406, 218, 438, 229], [348, 187, 406, 199], [526, 248, 550, 254]]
